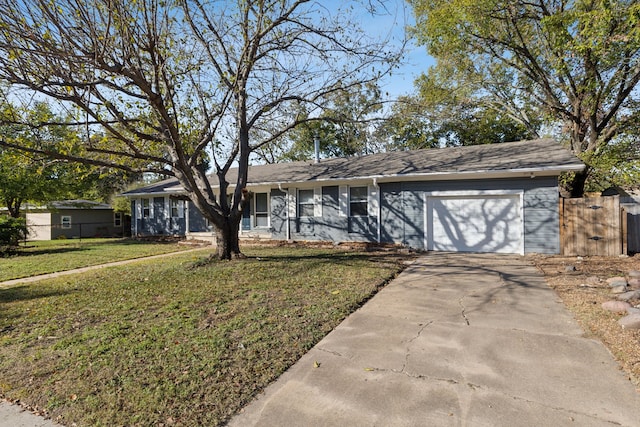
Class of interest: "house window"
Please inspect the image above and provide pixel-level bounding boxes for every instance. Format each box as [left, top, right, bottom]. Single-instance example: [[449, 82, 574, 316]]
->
[[61, 215, 72, 229], [142, 198, 150, 218], [254, 192, 269, 227], [171, 199, 184, 218], [114, 212, 122, 227], [298, 189, 315, 217], [349, 186, 368, 217]]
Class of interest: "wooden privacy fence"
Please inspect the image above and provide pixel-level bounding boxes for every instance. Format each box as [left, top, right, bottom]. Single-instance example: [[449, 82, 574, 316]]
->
[[560, 196, 622, 256]]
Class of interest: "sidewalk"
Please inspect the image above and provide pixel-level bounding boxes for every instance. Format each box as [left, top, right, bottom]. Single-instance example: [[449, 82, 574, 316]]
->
[[0, 402, 60, 427], [0, 247, 209, 288]]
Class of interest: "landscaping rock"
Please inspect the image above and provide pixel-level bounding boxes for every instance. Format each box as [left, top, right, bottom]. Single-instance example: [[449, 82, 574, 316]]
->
[[611, 285, 628, 294], [627, 307, 640, 315], [618, 314, 640, 330], [585, 276, 601, 285], [606, 276, 627, 286], [628, 278, 640, 290], [628, 270, 640, 279], [602, 301, 632, 313], [609, 281, 628, 289], [617, 290, 640, 301], [564, 265, 577, 272]]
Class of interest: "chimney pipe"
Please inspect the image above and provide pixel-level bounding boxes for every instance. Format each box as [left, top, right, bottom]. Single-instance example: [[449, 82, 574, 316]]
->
[[314, 135, 320, 164]]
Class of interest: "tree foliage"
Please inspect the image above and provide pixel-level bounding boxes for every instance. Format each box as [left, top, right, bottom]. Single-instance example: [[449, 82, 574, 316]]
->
[[379, 93, 538, 151], [0, 0, 400, 259], [256, 82, 384, 162], [0, 100, 136, 216], [410, 0, 640, 196]]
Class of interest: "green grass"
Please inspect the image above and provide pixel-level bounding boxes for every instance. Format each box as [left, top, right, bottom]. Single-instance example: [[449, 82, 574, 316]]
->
[[0, 247, 409, 426], [0, 238, 198, 282]]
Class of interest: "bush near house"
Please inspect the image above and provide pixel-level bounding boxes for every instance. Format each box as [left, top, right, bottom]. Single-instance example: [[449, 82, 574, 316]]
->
[[0, 217, 26, 254]]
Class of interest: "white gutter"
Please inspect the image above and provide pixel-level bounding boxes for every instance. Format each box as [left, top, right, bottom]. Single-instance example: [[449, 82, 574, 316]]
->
[[122, 164, 586, 195], [205, 164, 587, 189]]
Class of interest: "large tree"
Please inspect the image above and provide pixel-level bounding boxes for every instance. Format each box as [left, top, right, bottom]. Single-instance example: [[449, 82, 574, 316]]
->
[[410, 0, 640, 196], [0, 0, 400, 259]]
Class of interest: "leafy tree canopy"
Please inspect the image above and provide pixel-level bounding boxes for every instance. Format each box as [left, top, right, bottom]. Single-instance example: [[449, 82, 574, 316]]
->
[[0, 100, 139, 216], [409, 0, 640, 196], [256, 82, 384, 162], [378, 92, 538, 151]]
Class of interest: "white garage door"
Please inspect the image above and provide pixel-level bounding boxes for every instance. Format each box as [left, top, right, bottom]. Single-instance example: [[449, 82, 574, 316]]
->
[[425, 192, 524, 254]]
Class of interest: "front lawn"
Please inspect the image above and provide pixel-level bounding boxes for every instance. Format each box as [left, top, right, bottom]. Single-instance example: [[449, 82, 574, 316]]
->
[[0, 238, 198, 282], [0, 247, 409, 426]]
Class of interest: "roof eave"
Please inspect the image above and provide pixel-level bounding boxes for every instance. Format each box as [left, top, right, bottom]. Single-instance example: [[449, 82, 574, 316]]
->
[[122, 164, 585, 196], [243, 164, 585, 187]]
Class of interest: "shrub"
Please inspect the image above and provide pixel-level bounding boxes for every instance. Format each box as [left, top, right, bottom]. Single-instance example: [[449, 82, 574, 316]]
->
[[0, 216, 27, 253]]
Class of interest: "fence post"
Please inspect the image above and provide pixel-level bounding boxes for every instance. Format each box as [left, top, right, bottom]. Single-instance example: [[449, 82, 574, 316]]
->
[[621, 207, 628, 256], [559, 198, 565, 255]]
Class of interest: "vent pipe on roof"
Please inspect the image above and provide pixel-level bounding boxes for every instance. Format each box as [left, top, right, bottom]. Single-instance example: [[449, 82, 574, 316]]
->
[[314, 135, 320, 164]]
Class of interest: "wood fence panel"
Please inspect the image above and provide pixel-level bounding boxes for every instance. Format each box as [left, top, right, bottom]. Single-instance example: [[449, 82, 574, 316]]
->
[[561, 196, 621, 256]]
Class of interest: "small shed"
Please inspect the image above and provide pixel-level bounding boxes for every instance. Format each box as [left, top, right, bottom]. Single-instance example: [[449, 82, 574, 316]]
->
[[26, 200, 126, 240]]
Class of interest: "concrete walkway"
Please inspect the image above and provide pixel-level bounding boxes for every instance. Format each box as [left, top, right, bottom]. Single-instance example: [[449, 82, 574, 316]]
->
[[229, 253, 640, 426], [0, 247, 209, 288]]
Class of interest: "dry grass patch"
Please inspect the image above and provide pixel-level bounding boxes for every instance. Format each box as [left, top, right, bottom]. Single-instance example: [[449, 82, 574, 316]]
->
[[533, 254, 640, 388], [0, 247, 411, 426]]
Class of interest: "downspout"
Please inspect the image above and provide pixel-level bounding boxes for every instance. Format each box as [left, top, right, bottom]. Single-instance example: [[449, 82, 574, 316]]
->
[[185, 201, 190, 240], [134, 198, 138, 236], [278, 183, 291, 241], [373, 178, 380, 243]]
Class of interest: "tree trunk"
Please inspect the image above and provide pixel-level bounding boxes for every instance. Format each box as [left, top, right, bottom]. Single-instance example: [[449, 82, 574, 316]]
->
[[7, 198, 21, 218], [568, 168, 589, 198], [214, 215, 244, 260]]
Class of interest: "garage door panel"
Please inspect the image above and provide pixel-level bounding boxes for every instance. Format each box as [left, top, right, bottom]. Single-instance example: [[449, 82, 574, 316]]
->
[[427, 195, 523, 254]]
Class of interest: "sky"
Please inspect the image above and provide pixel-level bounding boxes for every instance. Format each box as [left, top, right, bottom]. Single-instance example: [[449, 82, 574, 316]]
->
[[352, 0, 436, 100]]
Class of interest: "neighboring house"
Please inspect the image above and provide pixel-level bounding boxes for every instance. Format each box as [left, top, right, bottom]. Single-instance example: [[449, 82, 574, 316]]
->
[[122, 139, 584, 254], [26, 200, 127, 240]]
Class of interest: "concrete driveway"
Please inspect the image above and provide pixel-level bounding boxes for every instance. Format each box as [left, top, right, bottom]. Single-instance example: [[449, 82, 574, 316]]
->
[[229, 253, 640, 426]]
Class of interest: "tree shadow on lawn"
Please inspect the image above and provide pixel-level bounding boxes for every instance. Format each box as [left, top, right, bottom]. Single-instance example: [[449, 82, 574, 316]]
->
[[0, 285, 75, 304], [248, 251, 412, 265], [9, 238, 172, 257], [6, 246, 91, 257]]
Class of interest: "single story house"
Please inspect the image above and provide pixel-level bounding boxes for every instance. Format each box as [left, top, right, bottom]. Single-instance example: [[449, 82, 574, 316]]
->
[[26, 200, 127, 240], [123, 138, 584, 254]]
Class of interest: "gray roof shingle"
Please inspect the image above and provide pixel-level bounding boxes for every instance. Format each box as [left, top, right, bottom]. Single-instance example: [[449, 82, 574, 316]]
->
[[124, 138, 583, 195]]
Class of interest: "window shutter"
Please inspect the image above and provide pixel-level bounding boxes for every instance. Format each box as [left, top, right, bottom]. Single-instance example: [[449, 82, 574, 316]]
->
[[288, 187, 297, 218], [339, 186, 348, 217], [368, 185, 379, 217], [313, 187, 323, 217], [242, 198, 251, 230]]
